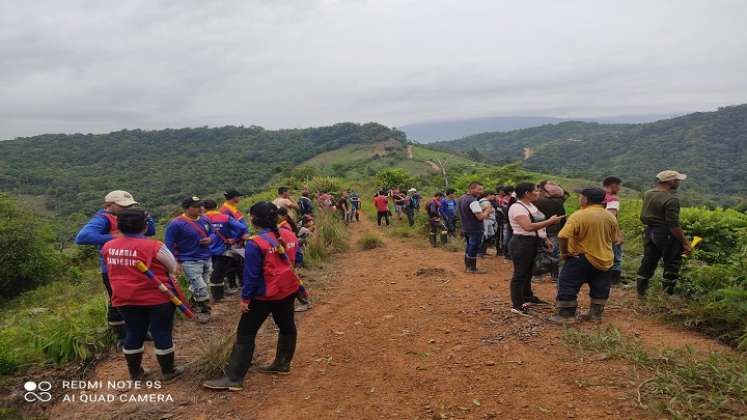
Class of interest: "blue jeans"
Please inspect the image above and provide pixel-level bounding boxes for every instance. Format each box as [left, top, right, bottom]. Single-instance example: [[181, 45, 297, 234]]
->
[[611, 243, 623, 272], [182, 259, 212, 302], [556, 255, 611, 304], [119, 303, 175, 354], [464, 232, 483, 258]]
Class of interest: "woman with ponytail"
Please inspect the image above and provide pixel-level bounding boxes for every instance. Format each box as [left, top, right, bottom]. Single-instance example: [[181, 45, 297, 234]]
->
[[203, 202, 301, 391]]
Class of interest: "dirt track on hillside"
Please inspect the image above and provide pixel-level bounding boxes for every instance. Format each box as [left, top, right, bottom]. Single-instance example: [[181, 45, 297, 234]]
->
[[33, 215, 734, 420]]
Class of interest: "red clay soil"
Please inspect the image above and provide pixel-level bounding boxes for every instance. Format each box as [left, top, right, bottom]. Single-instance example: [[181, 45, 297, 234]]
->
[[23, 217, 734, 420]]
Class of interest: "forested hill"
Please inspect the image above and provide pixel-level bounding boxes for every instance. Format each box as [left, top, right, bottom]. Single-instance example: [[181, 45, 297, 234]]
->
[[433, 104, 747, 203], [0, 123, 404, 216]]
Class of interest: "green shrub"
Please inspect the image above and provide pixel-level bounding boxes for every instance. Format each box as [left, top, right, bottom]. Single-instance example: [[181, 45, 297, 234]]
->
[[357, 232, 384, 250], [304, 211, 349, 267], [0, 194, 63, 299]]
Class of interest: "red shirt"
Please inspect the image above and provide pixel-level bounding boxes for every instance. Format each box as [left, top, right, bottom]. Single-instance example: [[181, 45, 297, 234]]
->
[[373, 195, 389, 212]]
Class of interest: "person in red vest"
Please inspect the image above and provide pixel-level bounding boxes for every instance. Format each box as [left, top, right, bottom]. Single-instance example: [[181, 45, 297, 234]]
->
[[164, 196, 217, 323], [102, 208, 186, 381], [203, 201, 300, 391], [76, 190, 155, 345], [204, 199, 250, 301], [220, 189, 247, 295]]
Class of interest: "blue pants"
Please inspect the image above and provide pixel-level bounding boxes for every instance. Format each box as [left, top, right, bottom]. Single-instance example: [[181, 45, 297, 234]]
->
[[556, 255, 611, 304], [182, 259, 212, 302], [464, 232, 483, 258], [119, 303, 176, 354], [611, 243, 623, 272]]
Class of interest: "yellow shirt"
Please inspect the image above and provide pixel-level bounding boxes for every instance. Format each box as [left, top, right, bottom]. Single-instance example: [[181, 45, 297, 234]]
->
[[558, 205, 620, 271]]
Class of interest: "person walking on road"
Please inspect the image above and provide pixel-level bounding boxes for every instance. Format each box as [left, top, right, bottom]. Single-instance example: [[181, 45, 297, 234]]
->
[[203, 202, 301, 391], [457, 182, 494, 274], [204, 199, 249, 302], [374, 191, 391, 226], [440, 188, 458, 237], [549, 188, 620, 324], [636, 170, 692, 296], [602, 176, 626, 285], [426, 192, 448, 247], [507, 182, 561, 316]]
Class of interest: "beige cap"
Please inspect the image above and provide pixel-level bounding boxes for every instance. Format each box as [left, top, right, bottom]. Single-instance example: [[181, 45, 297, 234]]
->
[[656, 170, 687, 182], [104, 190, 138, 207]]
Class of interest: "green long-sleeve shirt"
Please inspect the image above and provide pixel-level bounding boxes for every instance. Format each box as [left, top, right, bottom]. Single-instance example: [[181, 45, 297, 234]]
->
[[640, 189, 680, 228]]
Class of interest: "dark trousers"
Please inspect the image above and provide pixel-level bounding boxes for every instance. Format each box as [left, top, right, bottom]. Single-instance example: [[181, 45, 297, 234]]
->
[[444, 217, 457, 236], [556, 255, 611, 303], [210, 255, 232, 285], [377, 211, 390, 226], [429, 224, 447, 246], [225, 256, 244, 288], [118, 303, 175, 352], [464, 232, 483, 258], [405, 207, 415, 226], [509, 235, 539, 308], [637, 226, 684, 288], [101, 273, 125, 329], [235, 294, 297, 345]]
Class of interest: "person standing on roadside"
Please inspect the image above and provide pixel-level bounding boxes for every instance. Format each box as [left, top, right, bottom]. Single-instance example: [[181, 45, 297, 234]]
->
[[298, 191, 314, 219], [404, 188, 418, 227], [349, 191, 361, 222], [103, 208, 186, 382], [220, 188, 248, 295], [391, 188, 406, 220], [458, 182, 494, 274], [165, 196, 216, 323], [507, 182, 561, 316], [440, 188, 458, 237], [549, 188, 620, 324], [204, 199, 250, 302], [221, 189, 247, 226], [374, 190, 391, 226], [203, 202, 300, 391], [76, 190, 155, 345], [426, 192, 447, 247], [499, 186, 517, 259], [602, 177, 625, 285], [273, 187, 299, 220], [535, 181, 567, 282], [636, 171, 692, 296]]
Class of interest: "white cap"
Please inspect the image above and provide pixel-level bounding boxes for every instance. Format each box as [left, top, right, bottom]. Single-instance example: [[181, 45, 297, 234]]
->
[[656, 170, 687, 182], [408, 188, 417, 193], [104, 190, 138, 207]]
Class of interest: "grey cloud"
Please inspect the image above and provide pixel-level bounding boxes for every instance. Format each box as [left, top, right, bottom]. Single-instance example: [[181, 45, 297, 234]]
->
[[1, 0, 746, 139]]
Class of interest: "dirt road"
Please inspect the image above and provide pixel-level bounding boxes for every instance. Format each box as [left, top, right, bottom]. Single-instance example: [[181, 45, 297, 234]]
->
[[40, 217, 730, 420]]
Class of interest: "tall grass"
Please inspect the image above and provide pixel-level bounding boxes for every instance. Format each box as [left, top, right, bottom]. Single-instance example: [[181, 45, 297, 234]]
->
[[0, 276, 113, 376], [563, 326, 747, 419], [357, 232, 384, 250], [303, 211, 349, 267]]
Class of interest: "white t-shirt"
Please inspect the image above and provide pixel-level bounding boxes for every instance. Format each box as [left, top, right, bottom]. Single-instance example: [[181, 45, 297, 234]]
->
[[272, 197, 296, 218], [469, 200, 483, 214], [508, 202, 547, 239]]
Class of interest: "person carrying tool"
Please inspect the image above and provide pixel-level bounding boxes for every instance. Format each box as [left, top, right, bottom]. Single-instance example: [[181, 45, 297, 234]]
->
[[636, 170, 692, 296], [102, 208, 186, 381], [76, 190, 155, 346]]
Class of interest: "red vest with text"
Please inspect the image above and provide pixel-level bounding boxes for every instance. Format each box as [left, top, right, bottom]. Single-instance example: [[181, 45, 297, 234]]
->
[[251, 229, 300, 301], [103, 237, 173, 307]]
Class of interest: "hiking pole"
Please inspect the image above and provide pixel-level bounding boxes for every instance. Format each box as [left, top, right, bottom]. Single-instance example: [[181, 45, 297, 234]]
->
[[135, 261, 195, 318]]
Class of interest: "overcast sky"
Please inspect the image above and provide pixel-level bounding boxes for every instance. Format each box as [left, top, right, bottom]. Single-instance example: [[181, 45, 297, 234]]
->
[[1, 0, 746, 139]]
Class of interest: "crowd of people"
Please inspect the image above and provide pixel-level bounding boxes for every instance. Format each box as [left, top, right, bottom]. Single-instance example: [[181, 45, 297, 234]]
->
[[74, 169, 691, 390], [372, 169, 692, 322]]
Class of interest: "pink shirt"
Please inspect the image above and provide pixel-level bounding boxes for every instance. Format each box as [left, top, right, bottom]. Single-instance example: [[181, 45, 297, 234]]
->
[[508, 202, 548, 239]]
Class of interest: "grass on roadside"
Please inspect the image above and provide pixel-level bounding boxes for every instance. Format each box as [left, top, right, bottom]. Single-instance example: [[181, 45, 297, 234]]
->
[[0, 276, 113, 377], [303, 211, 349, 267], [357, 232, 384, 250], [188, 333, 235, 381], [562, 326, 747, 419]]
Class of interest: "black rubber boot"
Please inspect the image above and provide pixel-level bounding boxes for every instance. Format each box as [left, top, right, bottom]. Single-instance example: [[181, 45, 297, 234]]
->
[[440, 231, 448, 246], [156, 352, 185, 382], [548, 301, 577, 324], [124, 351, 148, 380], [579, 303, 605, 321], [429, 234, 438, 247], [636, 276, 650, 297], [203, 340, 255, 391], [464, 256, 470, 272], [257, 334, 297, 375], [466, 257, 487, 274], [209, 282, 225, 302]]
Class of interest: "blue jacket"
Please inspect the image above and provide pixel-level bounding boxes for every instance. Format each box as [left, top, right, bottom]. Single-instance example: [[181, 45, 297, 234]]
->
[[164, 215, 216, 262], [440, 198, 457, 219], [75, 209, 156, 273], [205, 211, 248, 256]]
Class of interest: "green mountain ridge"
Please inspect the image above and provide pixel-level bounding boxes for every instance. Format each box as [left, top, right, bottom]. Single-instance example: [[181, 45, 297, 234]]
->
[[0, 123, 405, 216], [433, 104, 747, 204]]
